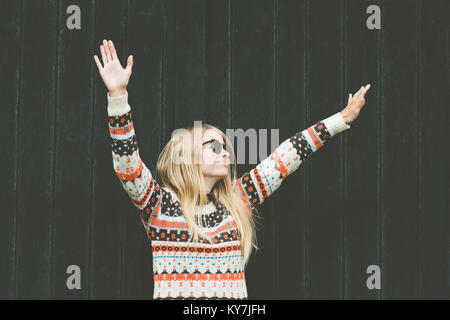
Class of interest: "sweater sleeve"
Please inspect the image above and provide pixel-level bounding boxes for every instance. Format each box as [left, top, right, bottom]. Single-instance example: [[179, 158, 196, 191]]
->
[[235, 112, 350, 209], [107, 91, 160, 215]]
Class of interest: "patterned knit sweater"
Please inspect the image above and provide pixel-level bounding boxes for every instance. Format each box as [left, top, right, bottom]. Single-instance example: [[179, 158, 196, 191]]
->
[[107, 91, 350, 300]]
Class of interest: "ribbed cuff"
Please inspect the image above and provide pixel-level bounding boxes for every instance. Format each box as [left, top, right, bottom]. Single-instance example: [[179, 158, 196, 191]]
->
[[107, 91, 131, 117], [323, 112, 351, 137]]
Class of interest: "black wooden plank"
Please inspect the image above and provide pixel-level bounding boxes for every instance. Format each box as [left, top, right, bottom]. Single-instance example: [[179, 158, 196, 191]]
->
[[50, 0, 94, 299], [178, 0, 206, 132], [121, 0, 163, 299], [15, 0, 58, 299], [0, 0, 22, 300], [344, 0, 381, 299], [161, 0, 207, 145], [448, 17, 450, 300], [382, 0, 419, 299], [231, 0, 277, 299], [306, 0, 344, 299], [276, 0, 308, 299], [91, 0, 127, 299], [204, 0, 231, 131], [447, 21, 450, 299], [417, 0, 449, 299], [161, 0, 176, 145]]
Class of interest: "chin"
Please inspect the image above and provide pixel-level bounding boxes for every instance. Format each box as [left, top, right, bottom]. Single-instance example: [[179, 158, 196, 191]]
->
[[215, 169, 229, 177]]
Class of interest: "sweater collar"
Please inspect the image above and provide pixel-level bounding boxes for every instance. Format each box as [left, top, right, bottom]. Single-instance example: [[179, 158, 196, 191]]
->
[[206, 191, 217, 204], [196, 190, 217, 206], [207, 191, 216, 204]]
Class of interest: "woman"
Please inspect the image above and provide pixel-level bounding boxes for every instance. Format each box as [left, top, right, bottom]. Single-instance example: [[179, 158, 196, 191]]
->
[[94, 39, 371, 300]]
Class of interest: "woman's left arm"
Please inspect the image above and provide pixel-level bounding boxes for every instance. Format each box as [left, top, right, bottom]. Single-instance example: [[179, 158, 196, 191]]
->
[[236, 84, 371, 209]]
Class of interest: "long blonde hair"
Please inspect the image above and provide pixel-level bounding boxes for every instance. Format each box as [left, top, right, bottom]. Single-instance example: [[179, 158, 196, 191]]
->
[[156, 123, 262, 268]]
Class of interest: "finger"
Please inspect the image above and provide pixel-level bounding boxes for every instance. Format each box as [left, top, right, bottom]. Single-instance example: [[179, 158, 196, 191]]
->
[[347, 93, 352, 105], [362, 84, 371, 96], [94, 55, 103, 70], [355, 85, 364, 95], [108, 40, 118, 61], [100, 44, 108, 64], [354, 86, 365, 99], [357, 85, 370, 101], [125, 55, 133, 72], [352, 87, 362, 99], [103, 39, 112, 62]]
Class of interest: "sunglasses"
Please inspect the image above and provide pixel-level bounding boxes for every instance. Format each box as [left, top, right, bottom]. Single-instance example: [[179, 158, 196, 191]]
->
[[202, 139, 229, 155]]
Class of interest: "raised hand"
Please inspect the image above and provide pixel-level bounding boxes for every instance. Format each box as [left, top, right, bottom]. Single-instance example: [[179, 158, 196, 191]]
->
[[340, 84, 371, 124], [94, 39, 133, 97]]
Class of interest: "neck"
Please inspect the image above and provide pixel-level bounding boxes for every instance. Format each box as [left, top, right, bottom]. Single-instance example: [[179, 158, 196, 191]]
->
[[203, 176, 218, 194]]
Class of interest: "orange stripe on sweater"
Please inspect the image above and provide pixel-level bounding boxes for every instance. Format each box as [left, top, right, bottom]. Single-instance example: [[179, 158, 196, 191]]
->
[[109, 122, 134, 135], [115, 158, 144, 181], [307, 127, 322, 149], [149, 215, 237, 236], [235, 179, 252, 215], [152, 242, 241, 252], [154, 272, 245, 282]]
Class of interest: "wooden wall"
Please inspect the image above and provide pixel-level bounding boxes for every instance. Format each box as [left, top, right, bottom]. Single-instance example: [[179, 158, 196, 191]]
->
[[1, 0, 448, 299]]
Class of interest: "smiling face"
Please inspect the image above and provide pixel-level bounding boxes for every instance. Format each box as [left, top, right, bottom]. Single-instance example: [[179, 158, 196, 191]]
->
[[201, 128, 231, 179]]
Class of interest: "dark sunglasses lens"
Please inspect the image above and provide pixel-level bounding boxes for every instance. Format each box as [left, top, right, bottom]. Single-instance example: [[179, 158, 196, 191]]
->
[[211, 140, 222, 154]]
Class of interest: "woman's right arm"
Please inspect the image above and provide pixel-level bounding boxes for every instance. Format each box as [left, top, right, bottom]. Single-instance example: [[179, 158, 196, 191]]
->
[[108, 91, 159, 211], [94, 39, 160, 215]]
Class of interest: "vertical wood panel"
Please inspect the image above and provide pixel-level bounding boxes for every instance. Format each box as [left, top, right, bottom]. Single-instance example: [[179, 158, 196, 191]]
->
[[307, 0, 344, 299], [161, 0, 175, 145], [0, 0, 21, 300], [382, 0, 419, 299], [123, 0, 163, 299], [447, 23, 450, 296], [277, 0, 308, 299], [204, 0, 231, 131], [51, 0, 95, 299], [345, 0, 381, 299], [418, 0, 449, 299], [163, 0, 206, 140], [16, 0, 57, 299], [91, 0, 127, 299], [231, 0, 277, 299]]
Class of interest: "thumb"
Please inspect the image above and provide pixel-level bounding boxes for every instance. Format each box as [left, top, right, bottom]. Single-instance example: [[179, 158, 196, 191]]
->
[[126, 55, 133, 72]]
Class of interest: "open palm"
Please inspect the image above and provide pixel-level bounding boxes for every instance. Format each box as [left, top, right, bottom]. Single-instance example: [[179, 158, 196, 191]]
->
[[94, 39, 133, 95]]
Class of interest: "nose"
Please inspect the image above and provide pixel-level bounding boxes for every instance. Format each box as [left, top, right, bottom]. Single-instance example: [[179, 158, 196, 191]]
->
[[221, 149, 230, 161]]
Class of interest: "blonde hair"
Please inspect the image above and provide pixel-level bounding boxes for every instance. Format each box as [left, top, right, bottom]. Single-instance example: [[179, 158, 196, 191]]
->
[[156, 123, 262, 268]]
